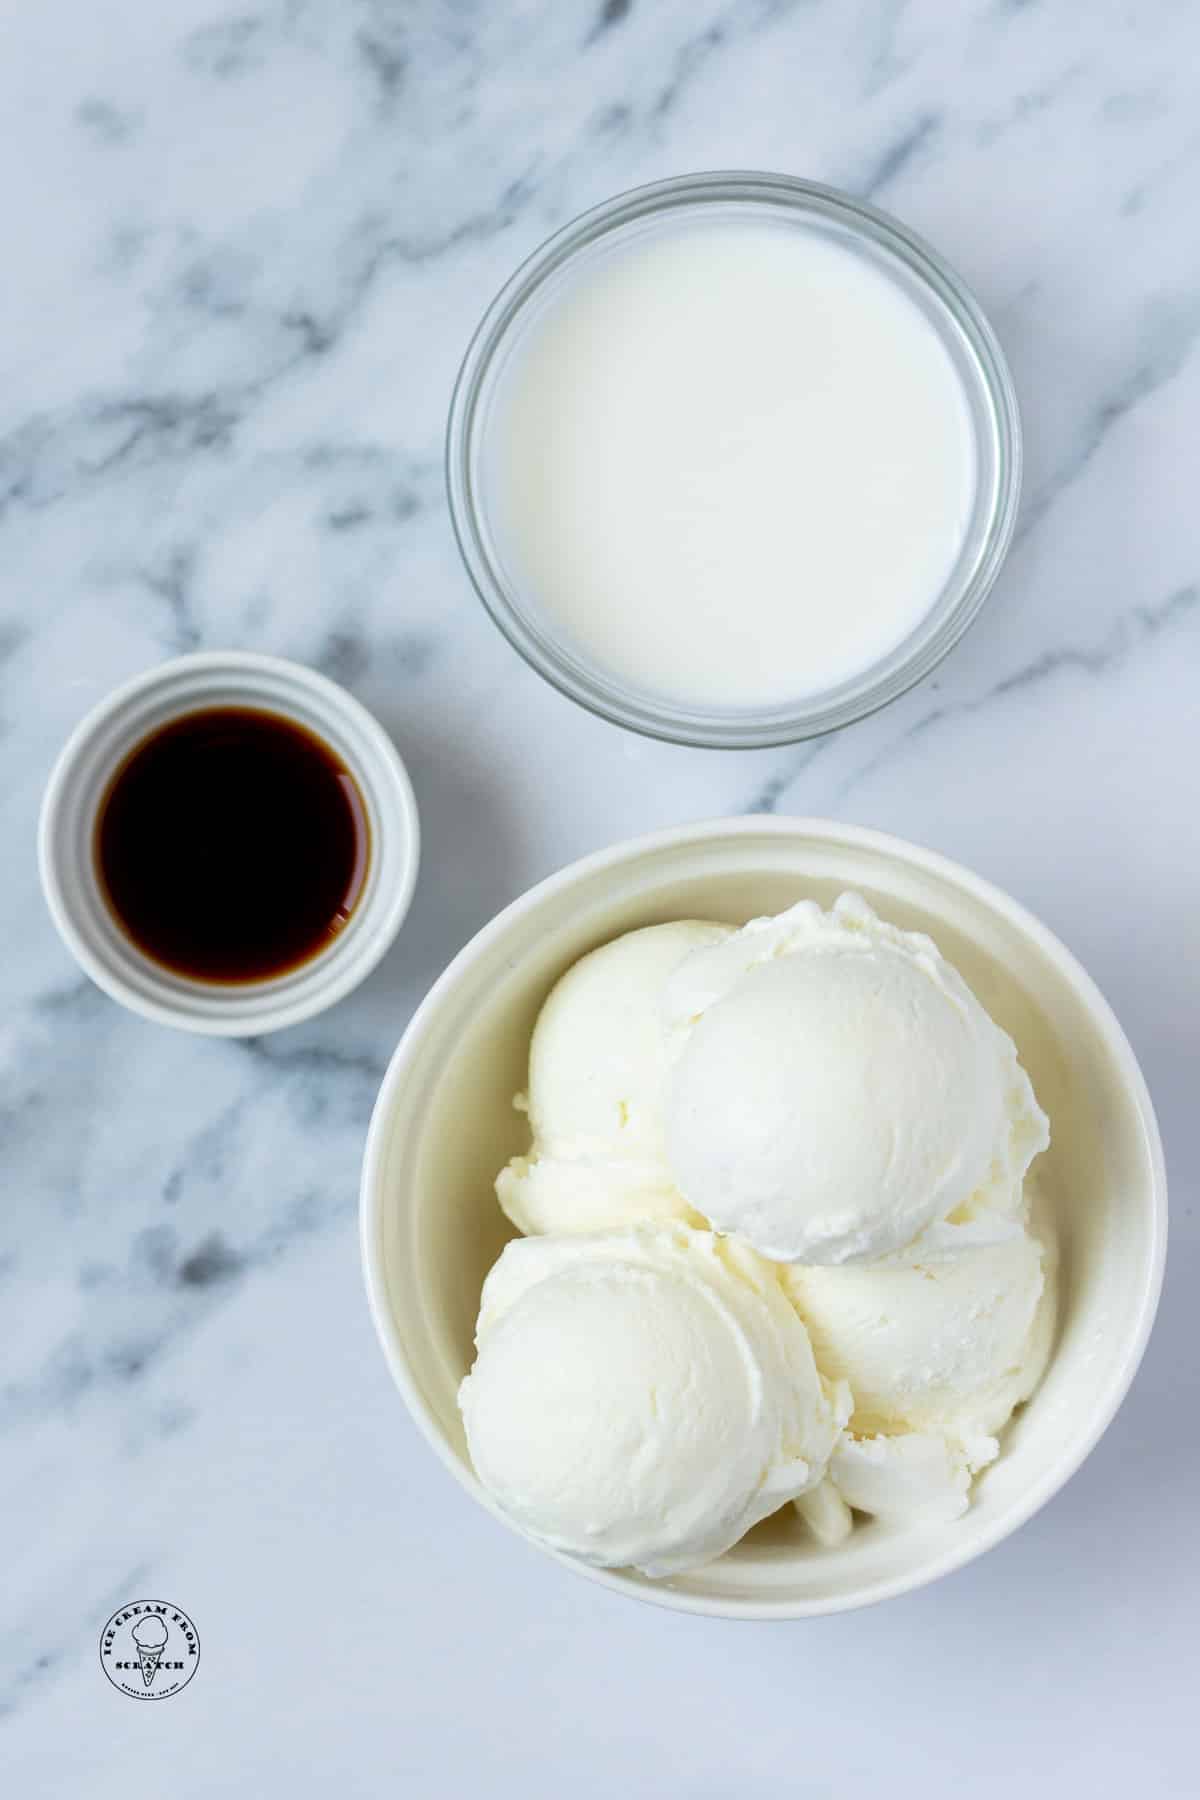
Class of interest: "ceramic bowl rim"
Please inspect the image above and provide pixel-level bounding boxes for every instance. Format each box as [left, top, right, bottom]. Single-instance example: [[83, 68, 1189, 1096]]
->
[[360, 816, 1166, 1618]]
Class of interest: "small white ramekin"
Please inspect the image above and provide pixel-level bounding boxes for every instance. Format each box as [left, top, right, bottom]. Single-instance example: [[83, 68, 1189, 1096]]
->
[[39, 652, 419, 1036], [360, 818, 1166, 1618]]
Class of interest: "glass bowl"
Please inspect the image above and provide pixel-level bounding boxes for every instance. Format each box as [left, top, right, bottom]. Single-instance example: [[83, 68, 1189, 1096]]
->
[[446, 172, 1021, 749]]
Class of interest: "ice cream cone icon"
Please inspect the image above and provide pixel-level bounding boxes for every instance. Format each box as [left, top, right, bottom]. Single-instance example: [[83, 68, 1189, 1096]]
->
[[131, 1615, 168, 1687]]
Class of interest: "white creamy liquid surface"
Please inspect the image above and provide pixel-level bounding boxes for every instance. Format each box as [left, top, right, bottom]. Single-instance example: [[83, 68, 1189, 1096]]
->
[[483, 217, 978, 711]]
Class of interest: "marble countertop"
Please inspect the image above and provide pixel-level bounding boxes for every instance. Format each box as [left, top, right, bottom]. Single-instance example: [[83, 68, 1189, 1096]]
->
[[3, 2, 1195, 1792]]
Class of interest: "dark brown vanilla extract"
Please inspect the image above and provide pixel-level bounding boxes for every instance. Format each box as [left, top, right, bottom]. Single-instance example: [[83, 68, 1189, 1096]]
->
[[95, 707, 369, 983]]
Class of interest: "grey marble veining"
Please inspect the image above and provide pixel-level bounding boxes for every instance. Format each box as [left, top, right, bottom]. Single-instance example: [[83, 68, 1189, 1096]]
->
[[1, 2, 1196, 1790]]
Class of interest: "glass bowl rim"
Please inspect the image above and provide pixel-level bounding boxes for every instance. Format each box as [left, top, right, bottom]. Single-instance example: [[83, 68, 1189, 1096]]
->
[[445, 170, 1022, 750]]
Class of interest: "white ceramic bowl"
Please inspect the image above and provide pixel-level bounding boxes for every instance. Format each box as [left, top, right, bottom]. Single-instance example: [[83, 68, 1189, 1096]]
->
[[39, 652, 419, 1035], [360, 819, 1165, 1618]]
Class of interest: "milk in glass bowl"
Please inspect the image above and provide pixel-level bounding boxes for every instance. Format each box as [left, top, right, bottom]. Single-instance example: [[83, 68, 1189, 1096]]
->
[[446, 173, 1020, 748]]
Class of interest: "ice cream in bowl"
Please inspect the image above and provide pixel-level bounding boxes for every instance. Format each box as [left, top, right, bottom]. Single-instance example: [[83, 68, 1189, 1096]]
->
[[360, 819, 1165, 1617]]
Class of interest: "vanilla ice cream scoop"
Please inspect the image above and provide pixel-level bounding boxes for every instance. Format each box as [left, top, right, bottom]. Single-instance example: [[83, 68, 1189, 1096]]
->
[[786, 1207, 1057, 1523], [793, 1435, 987, 1542], [459, 1223, 849, 1577], [497, 920, 732, 1235], [664, 893, 1048, 1264]]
